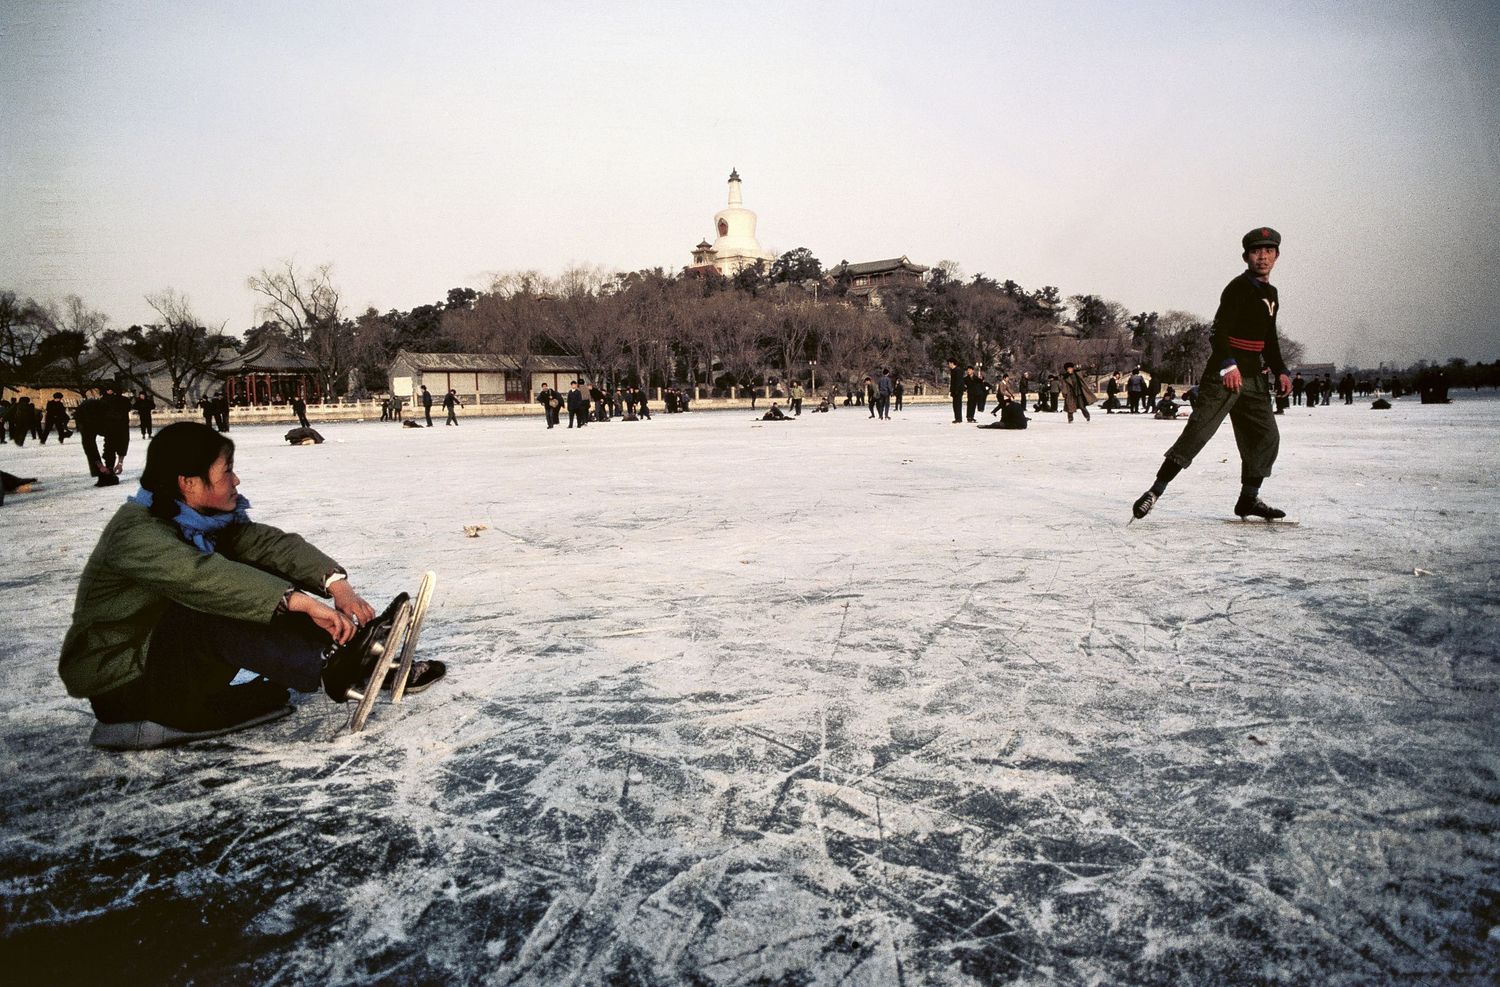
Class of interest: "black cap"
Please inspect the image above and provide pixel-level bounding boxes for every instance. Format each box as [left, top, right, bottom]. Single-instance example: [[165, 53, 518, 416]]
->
[[1242, 227, 1281, 251]]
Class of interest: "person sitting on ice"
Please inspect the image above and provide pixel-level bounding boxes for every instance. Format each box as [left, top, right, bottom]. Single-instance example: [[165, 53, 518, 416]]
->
[[760, 403, 790, 421], [1154, 387, 1181, 419], [283, 425, 324, 445], [58, 421, 444, 750], [978, 399, 1029, 430]]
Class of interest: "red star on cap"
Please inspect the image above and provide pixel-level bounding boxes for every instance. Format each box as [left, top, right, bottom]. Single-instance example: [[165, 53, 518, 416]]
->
[[1260, 228, 1269, 238]]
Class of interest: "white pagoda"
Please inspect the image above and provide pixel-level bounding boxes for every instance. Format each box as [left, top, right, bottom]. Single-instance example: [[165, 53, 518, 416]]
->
[[689, 168, 775, 276]]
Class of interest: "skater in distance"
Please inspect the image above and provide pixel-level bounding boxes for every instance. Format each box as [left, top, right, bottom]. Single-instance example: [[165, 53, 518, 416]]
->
[[58, 422, 444, 750], [1133, 227, 1293, 522]]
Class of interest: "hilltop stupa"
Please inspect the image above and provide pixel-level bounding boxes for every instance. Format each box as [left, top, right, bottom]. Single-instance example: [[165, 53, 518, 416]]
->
[[689, 169, 776, 276]]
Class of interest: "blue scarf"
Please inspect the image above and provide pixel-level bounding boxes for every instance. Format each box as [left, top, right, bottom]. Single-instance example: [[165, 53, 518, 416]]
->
[[130, 488, 252, 555]]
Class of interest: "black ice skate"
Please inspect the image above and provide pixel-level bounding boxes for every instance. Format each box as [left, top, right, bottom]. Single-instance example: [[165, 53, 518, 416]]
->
[[1233, 495, 1286, 522], [1131, 490, 1157, 520], [323, 592, 408, 702]]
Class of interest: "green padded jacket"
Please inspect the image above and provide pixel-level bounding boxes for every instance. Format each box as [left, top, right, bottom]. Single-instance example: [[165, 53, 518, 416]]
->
[[59, 501, 342, 698]]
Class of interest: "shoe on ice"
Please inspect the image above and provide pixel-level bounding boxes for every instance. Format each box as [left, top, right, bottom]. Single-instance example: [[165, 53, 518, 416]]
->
[[323, 593, 408, 702], [382, 660, 446, 695], [1132, 490, 1157, 519], [1233, 495, 1286, 521], [89, 705, 291, 751]]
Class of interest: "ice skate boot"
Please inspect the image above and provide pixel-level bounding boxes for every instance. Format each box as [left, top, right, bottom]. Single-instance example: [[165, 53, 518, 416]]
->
[[323, 593, 408, 702], [1132, 490, 1157, 520], [1233, 495, 1286, 522]]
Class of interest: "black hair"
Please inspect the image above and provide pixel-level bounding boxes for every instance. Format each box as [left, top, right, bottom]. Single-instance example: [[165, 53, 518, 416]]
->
[[139, 422, 235, 520]]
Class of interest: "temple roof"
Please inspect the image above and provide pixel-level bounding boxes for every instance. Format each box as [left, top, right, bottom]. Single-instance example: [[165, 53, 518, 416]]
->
[[830, 256, 930, 277], [392, 350, 583, 373], [729, 167, 740, 181], [219, 338, 317, 372]]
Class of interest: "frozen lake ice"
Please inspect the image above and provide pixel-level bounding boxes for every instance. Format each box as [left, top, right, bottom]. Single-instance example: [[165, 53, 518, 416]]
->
[[2, 394, 1498, 984]]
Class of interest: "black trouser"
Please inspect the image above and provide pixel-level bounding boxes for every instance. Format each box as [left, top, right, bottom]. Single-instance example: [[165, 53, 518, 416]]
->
[[1128, 393, 1142, 413], [78, 428, 104, 476], [446, 406, 458, 424], [41, 418, 69, 443], [89, 604, 325, 731], [894, 394, 902, 411], [423, 405, 433, 426], [102, 424, 130, 471], [952, 393, 963, 421], [296, 410, 310, 428], [1164, 371, 1280, 480], [791, 398, 802, 415], [965, 394, 978, 421], [1049, 392, 1060, 412], [139, 412, 153, 437]]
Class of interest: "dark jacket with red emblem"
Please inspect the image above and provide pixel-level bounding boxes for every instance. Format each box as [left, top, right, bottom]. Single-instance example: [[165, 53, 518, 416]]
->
[[1207, 271, 1285, 378]]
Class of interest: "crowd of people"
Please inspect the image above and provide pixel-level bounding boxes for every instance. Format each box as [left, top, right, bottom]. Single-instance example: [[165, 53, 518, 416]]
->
[[531, 380, 660, 428]]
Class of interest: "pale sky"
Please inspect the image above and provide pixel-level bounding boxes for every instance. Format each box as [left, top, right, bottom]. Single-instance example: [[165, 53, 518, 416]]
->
[[3, 0, 1497, 366]]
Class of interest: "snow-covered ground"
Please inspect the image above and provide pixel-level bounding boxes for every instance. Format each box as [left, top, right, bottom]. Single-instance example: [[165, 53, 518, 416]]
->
[[2, 394, 1498, 985]]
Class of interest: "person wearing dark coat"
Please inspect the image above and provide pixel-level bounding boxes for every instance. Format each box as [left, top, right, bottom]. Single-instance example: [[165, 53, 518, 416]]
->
[[7, 396, 38, 446], [538, 386, 561, 428], [1132, 226, 1293, 522], [1105, 373, 1122, 413], [133, 391, 156, 438], [442, 389, 462, 425], [1060, 363, 1096, 423], [979, 400, 1029, 430], [214, 391, 230, 432], [72, 396, 112, 484], [566, 382, 588, 428], [420, 385, 434, 426], [101, 387, 134, 475], [291, 395, 310, 429], [948, 359, 964, 423], [41, 393, 71, 444], [283, 426, 324, 444], [634, 387, 651, 420], [964, 368, 985, 422]]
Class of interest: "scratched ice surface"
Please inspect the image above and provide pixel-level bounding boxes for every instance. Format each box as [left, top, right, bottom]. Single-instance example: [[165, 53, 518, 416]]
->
[[1, 395, 1497, 985]]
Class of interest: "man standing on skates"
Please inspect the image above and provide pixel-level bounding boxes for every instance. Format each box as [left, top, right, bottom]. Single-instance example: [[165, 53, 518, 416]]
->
[[1132, 227, 1293, 522]]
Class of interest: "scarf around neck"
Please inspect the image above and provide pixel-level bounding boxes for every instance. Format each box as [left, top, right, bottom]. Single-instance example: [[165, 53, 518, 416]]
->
[[129, 487, 252, 554]]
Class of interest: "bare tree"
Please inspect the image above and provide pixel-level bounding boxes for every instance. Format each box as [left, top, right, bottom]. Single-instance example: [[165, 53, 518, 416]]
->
[[0, 290, 53, 393], [703, 291, 769, 395], [445, 270, 558, 396], [771, 298, 819, 386], [45, 295, 110, 395], [1154, 310, 1212, 384], [91, 289, 231, 403], [815, 302, 877, 391], [247, 261, 349, 396]]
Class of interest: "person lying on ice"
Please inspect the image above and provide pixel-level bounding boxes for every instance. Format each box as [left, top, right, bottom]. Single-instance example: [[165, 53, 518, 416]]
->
[[59, 421, 443, 750]]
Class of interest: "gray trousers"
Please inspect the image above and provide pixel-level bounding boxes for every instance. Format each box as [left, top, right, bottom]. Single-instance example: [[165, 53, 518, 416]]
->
[[1165, 372, 1280, 480]]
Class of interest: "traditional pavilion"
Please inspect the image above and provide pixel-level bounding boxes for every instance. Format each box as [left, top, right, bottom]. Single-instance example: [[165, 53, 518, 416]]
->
[[687, 169, 776, 276], [216, 338, 321, 406]]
